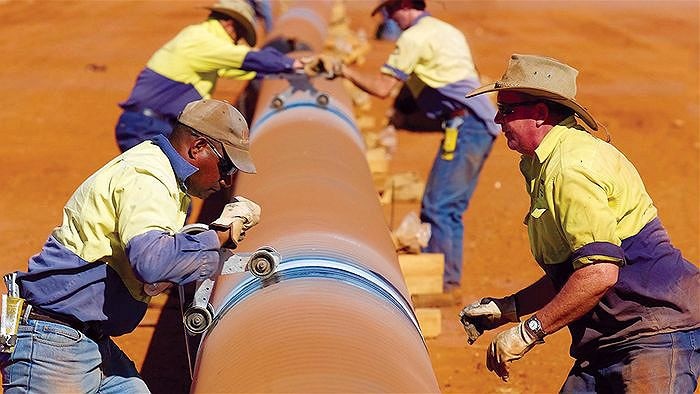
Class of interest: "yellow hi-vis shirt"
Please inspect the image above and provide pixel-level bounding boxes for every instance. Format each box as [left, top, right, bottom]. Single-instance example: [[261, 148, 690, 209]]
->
[[147, 19, 256, 98], [52, 141, 192, 302], [379, 13, 498, 135], [520, 117, 658, 270]]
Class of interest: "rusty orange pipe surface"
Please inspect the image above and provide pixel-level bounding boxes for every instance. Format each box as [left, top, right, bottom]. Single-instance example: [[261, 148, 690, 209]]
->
[[190, 2, 439, 392], [265, 1, 331, 52]]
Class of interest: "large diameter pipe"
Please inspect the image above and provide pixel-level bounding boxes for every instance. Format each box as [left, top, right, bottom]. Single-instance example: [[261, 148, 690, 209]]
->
[[190, 3, 439, 392], [265, 0, 332, 51]]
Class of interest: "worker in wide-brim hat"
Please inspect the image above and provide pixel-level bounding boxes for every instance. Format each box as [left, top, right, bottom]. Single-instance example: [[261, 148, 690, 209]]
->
[[460, 54, 700, 391], [207, 0, 258, 46], [465, 53, 599, 131], [115, 0, 306, 153]]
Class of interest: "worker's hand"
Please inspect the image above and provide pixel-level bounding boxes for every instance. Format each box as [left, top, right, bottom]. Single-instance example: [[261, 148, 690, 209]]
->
[[460, 295, 519, 332], [486, 321, 542, 382], [215, 217, 246, 249], [302, 55, 344, 79], [210, 196, 261, 231]]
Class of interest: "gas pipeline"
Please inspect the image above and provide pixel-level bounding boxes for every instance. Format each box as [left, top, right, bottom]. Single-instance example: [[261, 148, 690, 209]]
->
[[185, 2, 440, 392]]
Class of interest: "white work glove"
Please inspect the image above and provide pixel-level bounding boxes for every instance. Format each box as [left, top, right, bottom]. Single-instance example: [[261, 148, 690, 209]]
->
[[210, 196, 261, 231], [460, 295, 519, 333], [486, 318, 544, 382], [302, 54, 344, 79]]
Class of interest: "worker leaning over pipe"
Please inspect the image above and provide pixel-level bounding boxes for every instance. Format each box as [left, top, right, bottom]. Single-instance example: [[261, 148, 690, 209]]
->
[[115, 0, 307, 152], [323, 0, 500, 300], [1, 99, 260, 393]]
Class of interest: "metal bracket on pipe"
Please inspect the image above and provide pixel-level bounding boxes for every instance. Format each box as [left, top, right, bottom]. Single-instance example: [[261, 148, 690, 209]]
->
[[182, 246, 281, 336], [271, 88, 330, 109], [268, 72, 331, 110], [175, 224, 281, 379], [152, 224, 280, 337]]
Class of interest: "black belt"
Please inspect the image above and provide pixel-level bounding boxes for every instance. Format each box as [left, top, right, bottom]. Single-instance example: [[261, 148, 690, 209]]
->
[[26, 306, 105, 341]]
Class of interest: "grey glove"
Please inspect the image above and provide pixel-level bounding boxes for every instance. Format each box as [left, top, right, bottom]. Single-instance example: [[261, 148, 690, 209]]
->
[[459, 295, 518, 344]]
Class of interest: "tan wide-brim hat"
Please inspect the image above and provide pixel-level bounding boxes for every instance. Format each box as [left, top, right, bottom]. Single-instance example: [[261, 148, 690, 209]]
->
[[466, 54, 598, 130], [207, 0, 257, 46], [178, 98, 256, 174]]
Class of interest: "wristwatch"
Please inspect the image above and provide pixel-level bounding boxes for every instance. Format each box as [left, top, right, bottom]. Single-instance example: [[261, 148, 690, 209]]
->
[[524, 315, 547, 342]]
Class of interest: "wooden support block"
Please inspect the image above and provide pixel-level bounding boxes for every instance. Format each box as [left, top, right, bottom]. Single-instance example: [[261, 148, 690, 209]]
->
[[366, 147, 389, 174], [383, 172, 424, 203], [416, 308, 442, 338], [356, 115, 377, 131], [366, 147, 389, 191], [398, 253, 444, 295]]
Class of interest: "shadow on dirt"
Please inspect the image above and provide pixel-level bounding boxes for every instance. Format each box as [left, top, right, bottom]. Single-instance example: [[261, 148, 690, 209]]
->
[[140, 291, 192, 393]]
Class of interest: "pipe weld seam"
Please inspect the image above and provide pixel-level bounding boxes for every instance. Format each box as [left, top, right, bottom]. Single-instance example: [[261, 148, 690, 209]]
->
[[206, 258, 424, 343]]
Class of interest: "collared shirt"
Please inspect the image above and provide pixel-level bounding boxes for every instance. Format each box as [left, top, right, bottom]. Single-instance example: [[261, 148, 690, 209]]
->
[[380, 13, 499, 136], [18, 136, 223, 336], [520, 117, 700, 358], [520, 117, 657, 269], [120, 19, 295, 120]]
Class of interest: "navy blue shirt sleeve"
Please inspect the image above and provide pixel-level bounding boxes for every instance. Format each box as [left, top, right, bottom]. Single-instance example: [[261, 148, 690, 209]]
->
[[126, 229, 222, 285], [242, 47, 295, 74]]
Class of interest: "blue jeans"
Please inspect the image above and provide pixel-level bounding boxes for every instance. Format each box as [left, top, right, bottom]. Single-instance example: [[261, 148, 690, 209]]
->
[[1, 319, 150, 393], [420, 115, 495, 289], [115, 110, 173, 153], [561, 328, 700, 393]]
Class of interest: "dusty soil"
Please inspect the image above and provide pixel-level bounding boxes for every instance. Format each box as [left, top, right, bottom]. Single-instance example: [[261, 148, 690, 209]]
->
[[1, 1, 697, 393]]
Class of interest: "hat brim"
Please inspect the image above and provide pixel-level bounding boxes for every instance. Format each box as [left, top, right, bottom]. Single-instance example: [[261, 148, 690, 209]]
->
[[207, 6, 257, 46], [371, 0, 395, 16], [466, 84, 598, 130], [222, 142, 256, 174]]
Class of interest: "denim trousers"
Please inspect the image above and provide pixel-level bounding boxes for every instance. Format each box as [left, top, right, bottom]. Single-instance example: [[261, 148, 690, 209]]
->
[[1, 319, 150, 393], [420, 115, 495, 288], [115, 110, 173, 153], [561, 328, 700, 393]]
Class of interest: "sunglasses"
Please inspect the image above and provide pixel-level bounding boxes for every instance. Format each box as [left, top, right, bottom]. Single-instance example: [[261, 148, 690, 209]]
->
[[188, 128, 239, 184], [204, 139, 237, 177], [497, 100, 541, 116]]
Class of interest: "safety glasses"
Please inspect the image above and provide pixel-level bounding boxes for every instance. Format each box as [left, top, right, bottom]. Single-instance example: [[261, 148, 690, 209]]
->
[[203, 138, 238, 179]]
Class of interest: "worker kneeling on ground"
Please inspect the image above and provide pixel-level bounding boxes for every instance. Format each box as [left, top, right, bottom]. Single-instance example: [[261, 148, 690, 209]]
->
[[0, 99, 260, 393]]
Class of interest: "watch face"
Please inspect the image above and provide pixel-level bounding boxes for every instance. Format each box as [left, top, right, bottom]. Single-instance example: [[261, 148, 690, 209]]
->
[[528, 319, 540, 330]]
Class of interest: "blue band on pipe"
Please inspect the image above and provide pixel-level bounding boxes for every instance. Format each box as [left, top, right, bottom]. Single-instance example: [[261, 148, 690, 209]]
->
[[251, 101, 360, 137], [206, 258, 424, 341]]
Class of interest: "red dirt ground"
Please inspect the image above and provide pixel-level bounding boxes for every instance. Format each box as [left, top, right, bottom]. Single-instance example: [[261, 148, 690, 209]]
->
[[1, 1, 697, 393]]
